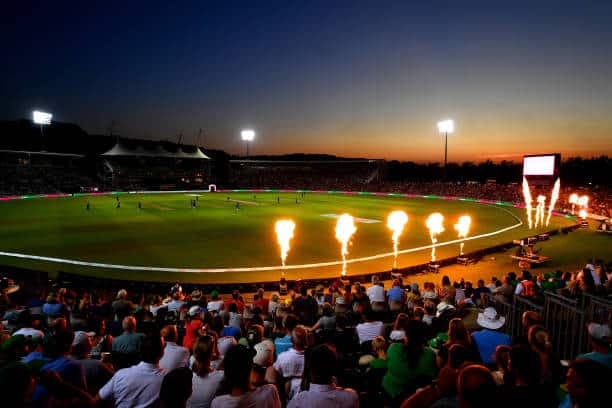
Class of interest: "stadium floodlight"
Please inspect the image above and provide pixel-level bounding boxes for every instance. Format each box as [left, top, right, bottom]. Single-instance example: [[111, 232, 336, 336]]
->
[[241, 129, 256, 157], [437, 119, 454, 179], [33, 110, 52, 125]]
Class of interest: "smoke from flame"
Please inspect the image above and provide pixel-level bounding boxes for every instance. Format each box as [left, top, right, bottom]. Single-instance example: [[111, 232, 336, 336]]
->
[[387, 211, 409, 269], [426, 213, 445, 262], [454, 215, 472, 255], [275, 220, 295, 268], [335, 214, 357, 276], [545, 178, 560, 227]]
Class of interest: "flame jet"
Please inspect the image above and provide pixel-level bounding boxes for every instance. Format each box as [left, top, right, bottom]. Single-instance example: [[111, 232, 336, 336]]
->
[[426, 213, 445, 262], [335, 214, 357, 277], [387, 211, 409, 269], [454, 215, 472, 255]]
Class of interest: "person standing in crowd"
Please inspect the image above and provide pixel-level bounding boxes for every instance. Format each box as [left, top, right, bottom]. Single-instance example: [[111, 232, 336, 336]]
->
[[71, 330, 114, 395]]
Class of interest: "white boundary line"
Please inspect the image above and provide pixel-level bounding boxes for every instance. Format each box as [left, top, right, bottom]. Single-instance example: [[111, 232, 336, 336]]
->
[[0, 201, 523, 273]]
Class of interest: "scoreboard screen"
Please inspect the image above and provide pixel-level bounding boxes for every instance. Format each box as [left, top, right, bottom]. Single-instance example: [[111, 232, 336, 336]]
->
[[523, 154, 559, 176]]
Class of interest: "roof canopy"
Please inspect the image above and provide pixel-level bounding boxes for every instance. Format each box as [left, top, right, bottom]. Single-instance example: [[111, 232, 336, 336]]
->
[[102, 143, 210, 159]]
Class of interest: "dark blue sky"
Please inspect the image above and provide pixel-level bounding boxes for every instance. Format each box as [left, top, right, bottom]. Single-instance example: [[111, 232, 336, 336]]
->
[[2, 1, 611, 160]]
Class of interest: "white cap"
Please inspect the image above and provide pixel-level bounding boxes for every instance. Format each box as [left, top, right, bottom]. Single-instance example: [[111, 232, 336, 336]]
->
[[72, 331, 95, 346]]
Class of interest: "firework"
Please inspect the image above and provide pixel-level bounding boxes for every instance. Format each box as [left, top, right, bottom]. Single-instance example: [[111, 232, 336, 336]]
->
[[569, 193, 578, 214], [535, 195, 546, 228]]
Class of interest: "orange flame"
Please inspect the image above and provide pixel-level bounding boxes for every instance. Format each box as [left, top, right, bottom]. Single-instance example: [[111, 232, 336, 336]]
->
[[426, 213, 445, 262], [454, 215, 472, 255], [387, 211, 409, 269], [335, 214, 357, 276], [275, 220, 295, 268]]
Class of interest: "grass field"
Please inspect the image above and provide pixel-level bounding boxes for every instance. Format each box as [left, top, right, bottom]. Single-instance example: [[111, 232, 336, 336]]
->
[[0, 192, 578, 283]]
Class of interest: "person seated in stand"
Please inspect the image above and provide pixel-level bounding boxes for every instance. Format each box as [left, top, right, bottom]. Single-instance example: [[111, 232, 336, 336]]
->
[[211, 345, 281, 408], [288, 344, 358, 408]]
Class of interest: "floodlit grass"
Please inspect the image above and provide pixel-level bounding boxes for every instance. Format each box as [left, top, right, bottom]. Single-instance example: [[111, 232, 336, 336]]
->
[[0, 192, 576, 283]]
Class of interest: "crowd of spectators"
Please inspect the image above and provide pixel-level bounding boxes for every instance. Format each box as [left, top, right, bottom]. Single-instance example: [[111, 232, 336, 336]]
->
[[1, 257, 610, 407]]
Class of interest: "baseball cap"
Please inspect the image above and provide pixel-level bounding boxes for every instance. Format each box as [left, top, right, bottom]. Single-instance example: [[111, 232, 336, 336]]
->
[[72, 331, 95, 346], [188, 305, 201, 316], [588, 323, 611, 342]]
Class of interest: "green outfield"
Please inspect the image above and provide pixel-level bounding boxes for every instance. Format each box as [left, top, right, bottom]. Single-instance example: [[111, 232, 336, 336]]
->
[[0, 192, 577, 283]]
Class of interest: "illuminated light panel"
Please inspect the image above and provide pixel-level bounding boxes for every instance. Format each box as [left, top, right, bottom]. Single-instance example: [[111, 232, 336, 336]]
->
[[240, 129, 255, 141], [437, 119, 454, 133], [33, 110, 52, 125]]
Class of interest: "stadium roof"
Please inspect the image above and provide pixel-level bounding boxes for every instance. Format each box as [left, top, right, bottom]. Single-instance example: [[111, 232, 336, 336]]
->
[[0, 149, 84, 158], [101, 142, 210, 159]]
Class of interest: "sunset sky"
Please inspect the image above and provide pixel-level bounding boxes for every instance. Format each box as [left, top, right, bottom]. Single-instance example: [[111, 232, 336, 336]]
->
[[1, 1, 611, 161]]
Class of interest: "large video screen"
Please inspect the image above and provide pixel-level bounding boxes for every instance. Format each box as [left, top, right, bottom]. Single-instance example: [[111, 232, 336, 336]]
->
[[523, 155, 557, 176]]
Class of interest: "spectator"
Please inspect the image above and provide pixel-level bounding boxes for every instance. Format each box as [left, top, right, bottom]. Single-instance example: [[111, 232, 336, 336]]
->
[[527, 325, 560, 386], [577, 322, 612, 369], [71, 330, 114, 394], [491, 345, 511, 385], [457, 364, 497, 408], [252, 340, 275, 388], [515, 270, 535, 297], [471, 280, 490, 306], [150, 295, 167, 317], [268, 293, 281, 316], [382, 320, 437, 406], [356, 308, 384, 345], [112, 289, 134, 320], [493, 277, 514, 303], [12, 309, 44, 339], [160, 325, 190, 373], [206, 291, 223, 313], [97, 333, 166, 407], [421, 282, 437, 301], [211, 345, 281, 408], [388, 279, 405, 311], [437, 318, 480, 367], [183, 306, 204, 351], [112, 316, 145, 354], [498, 346, 557, 408], [367, 276, 386, 311], [289, 344, 358, 408], [168, 291, 186, 314], [224, 290, 245, 314], [369, 335, 389, 369], [267, 325, 308, 401], [309, 303, 336, 340], [160, 367, 193, 408], [274, 314, 298, 357], [292, 286, 318, 327], [187, 335, 223, 408], [33, 329, 87, 405], [221, 307, 242, 339], [471, 307, 511, 366], [560, 358, 611, 408]]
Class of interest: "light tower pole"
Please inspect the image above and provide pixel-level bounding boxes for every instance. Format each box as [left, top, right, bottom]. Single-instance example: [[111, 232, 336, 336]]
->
[[437, 119, 454, 179], [241, 129, 255, 157]]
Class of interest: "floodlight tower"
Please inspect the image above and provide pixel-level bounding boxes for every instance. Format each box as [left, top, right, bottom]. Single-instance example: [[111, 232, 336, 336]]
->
[[241, 129, 255, 157], [437, 119, 454, 179]]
